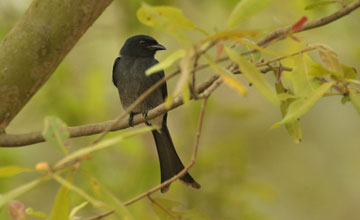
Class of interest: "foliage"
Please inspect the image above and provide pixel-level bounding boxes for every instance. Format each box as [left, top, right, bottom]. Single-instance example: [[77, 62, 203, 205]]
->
[[1, 0, 360, 219]]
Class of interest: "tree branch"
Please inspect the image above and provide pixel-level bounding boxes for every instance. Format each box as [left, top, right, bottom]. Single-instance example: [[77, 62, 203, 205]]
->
[[84, 98, 208, 220], [0, 76, 214, 147], [0, 0, 113, 131], [123, 97, 208, 206], [0, 0, 359, 147], [257, 0, 360, 47]]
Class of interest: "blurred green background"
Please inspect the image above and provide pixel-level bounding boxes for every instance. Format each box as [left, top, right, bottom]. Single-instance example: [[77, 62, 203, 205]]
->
[[1, 0, 360, 219]]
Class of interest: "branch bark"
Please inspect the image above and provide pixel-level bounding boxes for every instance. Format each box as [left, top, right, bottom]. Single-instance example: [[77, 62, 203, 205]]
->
[[0, 0, 359, 147], [0, 75, 215, 147], [0, 0, 113, 131]]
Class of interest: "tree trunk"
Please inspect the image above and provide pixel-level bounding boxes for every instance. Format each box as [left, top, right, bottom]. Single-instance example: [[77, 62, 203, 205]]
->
[[0, 0, 113, 131]]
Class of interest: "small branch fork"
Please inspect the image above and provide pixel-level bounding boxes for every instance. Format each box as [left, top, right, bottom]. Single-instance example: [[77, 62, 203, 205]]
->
[[1, 1, 359, 147], [1, 2, 359, 219], [85, 98, 209, 220]]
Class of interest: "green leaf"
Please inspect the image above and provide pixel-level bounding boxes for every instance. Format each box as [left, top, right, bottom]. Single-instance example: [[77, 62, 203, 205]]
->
[[278, 93, 297, 101], [55, 126, 155, 168], [0, 177, 49, 208], [42, 116, 70, 155], [342, 64, 358, 79], [146, 49, 186, 75], [273, 82, 334, 126], [199, 30, 259, 45], [317, 45, 343, 78], [291, 54, 313, 97], [49, 172, 74, 220], [26, 208, 49, 219], [173, 50, 193, 104], [226, 0, 272, 28], [83, 174, 135, 220], [0, 166, 34, 178], [151, 198, 183, 220], [305, 1, 337, 10], [69, 202, 88, 219], [137, 3, 205, 45], [349, 89, 360, 115], [235, 38, 282, 57], [276, 84, 302, 144], [52, 174, 105, 208], [205, 55, 246, 96], [284, 119, 302, 144], [308, 61, 334, 77], [225, 46, 280, 105]]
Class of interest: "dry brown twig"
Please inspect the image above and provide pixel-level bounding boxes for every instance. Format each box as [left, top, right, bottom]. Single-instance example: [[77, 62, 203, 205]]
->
[[84, 97, 208, 220]]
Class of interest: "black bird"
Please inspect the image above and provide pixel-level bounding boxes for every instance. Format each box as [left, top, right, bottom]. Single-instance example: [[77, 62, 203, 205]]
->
[[112, 35, 200, 192]]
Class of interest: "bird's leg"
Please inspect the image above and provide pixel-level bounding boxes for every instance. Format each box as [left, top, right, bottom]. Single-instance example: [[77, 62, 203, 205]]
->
[[142, 110, 152, 126], [142, 110, 148, 120], [128, 111, 136, 127]]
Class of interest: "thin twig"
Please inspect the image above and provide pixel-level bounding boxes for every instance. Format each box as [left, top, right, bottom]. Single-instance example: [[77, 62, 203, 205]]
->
[[1, 1, 359, 147], [148, 195, 182, 220], [123, 98, 208, 206], [85, 210, 114, 220], [0, 73, 214, 147]]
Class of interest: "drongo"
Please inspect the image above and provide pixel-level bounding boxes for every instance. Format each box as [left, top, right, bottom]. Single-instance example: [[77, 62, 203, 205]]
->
[[112, 35, 200, 192]]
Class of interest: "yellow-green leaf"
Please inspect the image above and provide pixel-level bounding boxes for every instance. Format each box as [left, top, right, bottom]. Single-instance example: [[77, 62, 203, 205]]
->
[[342, 64, 358, 79], [349, 89, 360, 115], [225, 46, 280, 105], [284, 118, 302, 144], [0, 166, 34, 178], [226, 0, 272, 28], [0, 177, 49, 208], [291, 54, 313, 97], [199, 30, 259, 45], [55, 126, 154, 169], [26, 208, 49, 219], [52, 174, 105, 208], [42, 116, 69, 155], [235, 38, 282, 57], [69, 202, 88, 219], [137, 3, 204, 45], [308, 61, 333, 77], [151, 198, 183, 220], [205, 55, 246, 96], [317, 45, 343, 78], [49, 172, 73, 220], [146, 49, 186, 75], [83, 174, 135, 220], [278, 93, 297, 101], [274, 82, 334, 126], [276, 84, 302, 143], [173, 50, 193, 103], [305, 1, 337, 10]]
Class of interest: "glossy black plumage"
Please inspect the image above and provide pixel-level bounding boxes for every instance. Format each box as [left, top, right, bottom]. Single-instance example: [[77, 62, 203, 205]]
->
[[112, 35, 200, 192]]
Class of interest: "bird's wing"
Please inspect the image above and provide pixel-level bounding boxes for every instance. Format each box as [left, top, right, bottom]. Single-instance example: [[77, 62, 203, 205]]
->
[[149, 59, 167, 99], [112, 57, 121, 87]]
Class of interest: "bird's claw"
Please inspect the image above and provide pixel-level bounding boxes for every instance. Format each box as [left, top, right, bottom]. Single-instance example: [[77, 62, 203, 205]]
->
[[142, 111, 149, 119]]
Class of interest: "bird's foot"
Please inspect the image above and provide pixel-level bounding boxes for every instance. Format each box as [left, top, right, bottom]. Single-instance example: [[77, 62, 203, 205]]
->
[[142, 110, 148, 119], [128, 112, 136, 127]]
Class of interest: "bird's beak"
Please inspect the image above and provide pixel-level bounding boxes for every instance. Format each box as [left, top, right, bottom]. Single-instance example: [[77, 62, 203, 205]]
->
[[147, 43, 166, 51]]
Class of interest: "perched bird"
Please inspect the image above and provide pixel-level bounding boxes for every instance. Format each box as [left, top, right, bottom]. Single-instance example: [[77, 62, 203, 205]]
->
[[112, 35, 200, 192]]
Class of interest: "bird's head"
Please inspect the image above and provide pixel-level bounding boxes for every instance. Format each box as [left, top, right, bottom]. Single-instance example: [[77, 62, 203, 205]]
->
[[120, 35, 166, 57]]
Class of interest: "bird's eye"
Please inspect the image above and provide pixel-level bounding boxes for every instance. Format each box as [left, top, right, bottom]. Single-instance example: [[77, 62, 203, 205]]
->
[[139, 40, 145, 45]]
